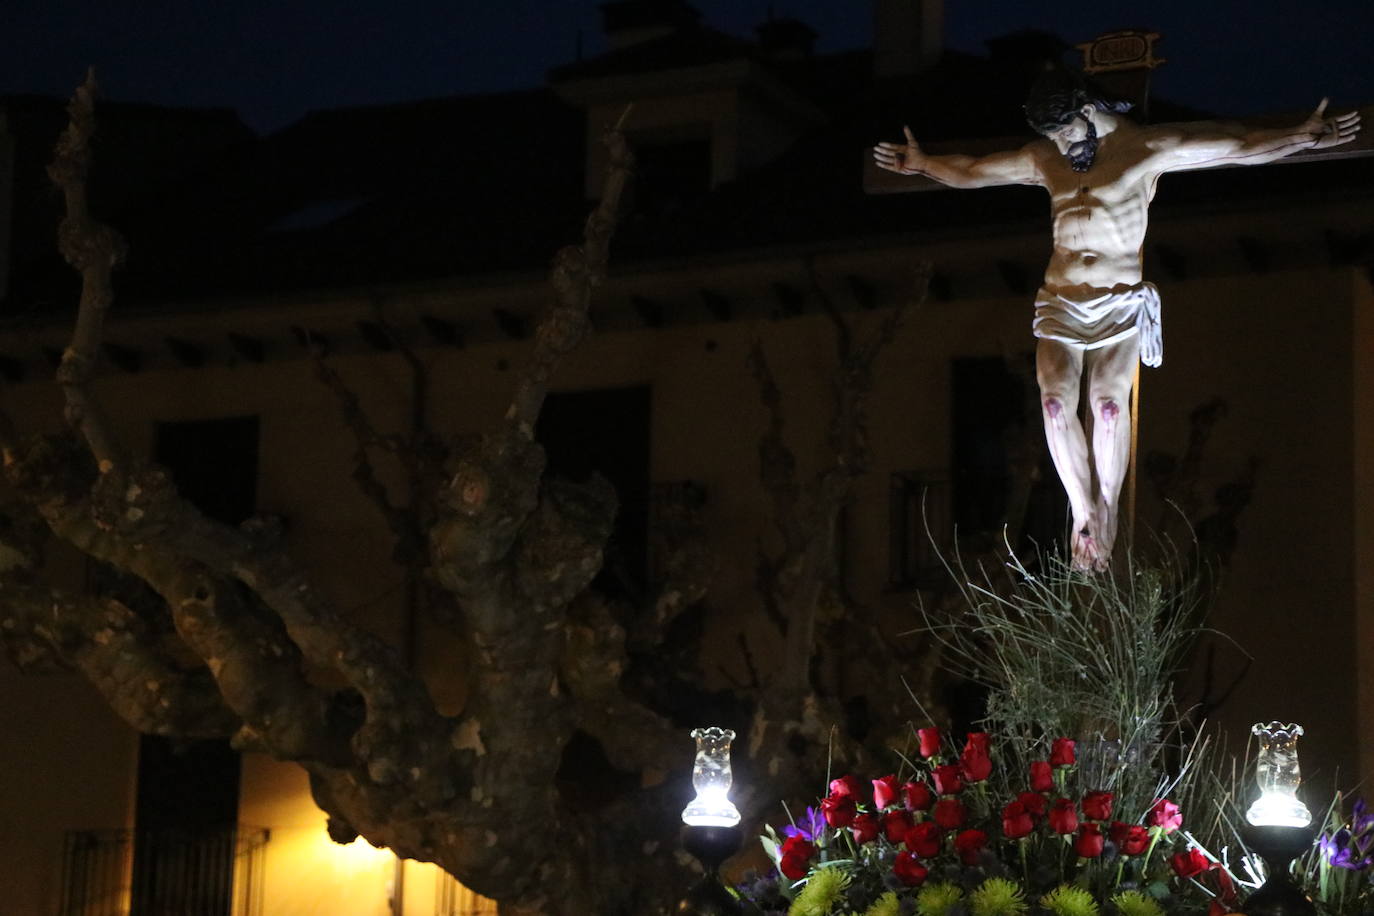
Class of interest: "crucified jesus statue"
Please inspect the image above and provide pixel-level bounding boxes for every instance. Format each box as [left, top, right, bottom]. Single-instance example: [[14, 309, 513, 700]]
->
[[874, 70, 1361, 571]]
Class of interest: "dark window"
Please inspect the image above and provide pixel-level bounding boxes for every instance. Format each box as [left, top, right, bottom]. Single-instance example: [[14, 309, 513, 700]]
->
[[888, 469, 951, 589], [130, 739, 242, 916], [949, 357, 1065, 555], [537, 386, 651, 600], [951, 357, 1022, 533]]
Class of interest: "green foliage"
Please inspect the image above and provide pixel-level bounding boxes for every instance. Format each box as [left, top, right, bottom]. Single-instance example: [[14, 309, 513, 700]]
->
[[969, 877, 1028, 916], [858, 891, 900, 916], [788, 865, 850, 916], [914, 883, 964, 916], [1041, 884, 1099, 916], [1109, 889, 1164, 916]]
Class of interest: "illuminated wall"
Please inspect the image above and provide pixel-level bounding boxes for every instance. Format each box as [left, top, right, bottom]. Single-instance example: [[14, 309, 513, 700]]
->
[[237, 756, 496, 915]]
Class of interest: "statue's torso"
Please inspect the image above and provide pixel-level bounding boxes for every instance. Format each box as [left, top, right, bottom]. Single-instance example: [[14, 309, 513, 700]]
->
[[1035, 131, 1161, 297]]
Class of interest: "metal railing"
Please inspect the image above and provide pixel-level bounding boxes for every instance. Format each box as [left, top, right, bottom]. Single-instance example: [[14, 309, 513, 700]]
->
[[434, 870, 498, 916], [60, 826, 268, 916]]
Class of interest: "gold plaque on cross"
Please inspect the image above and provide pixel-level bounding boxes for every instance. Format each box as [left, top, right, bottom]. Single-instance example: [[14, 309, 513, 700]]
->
[[1077, 30, 1165, 73]]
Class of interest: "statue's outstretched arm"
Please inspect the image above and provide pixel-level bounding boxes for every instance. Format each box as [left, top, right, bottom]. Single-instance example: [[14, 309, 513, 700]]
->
[[874, 126, 1041, 189], [1147, 98, 1361, 171]]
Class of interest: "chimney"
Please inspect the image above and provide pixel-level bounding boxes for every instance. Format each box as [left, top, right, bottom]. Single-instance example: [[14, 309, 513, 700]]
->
[[600, 0, 701, 51], [872, 0, 943, 79]]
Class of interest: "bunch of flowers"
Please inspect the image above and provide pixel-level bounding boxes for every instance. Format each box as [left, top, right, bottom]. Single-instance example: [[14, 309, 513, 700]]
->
[[741, 729, 1244, 916]]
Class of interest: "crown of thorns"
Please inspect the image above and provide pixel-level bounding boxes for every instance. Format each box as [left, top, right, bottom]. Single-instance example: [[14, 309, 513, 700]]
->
[[1023, 69, 1132, 134]]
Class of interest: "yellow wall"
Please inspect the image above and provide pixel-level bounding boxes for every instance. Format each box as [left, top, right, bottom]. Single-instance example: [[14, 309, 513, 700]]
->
[[238, 755, 398, 916], [0, 666, 137, 915]]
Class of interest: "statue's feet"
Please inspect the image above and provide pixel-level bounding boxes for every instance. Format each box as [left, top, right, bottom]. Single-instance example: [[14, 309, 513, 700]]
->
[[1070, 524, 1104, 573], [1094, 500, 1119, 571]]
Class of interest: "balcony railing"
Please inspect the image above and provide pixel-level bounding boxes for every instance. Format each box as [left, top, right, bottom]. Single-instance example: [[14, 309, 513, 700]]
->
[[60, 826, 269, 916], [434, 870, 498, 916]]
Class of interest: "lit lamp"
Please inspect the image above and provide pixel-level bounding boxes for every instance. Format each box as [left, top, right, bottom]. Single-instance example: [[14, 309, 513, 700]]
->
[[677, 727, 744, 916], [1243, 722, 1317, 916]]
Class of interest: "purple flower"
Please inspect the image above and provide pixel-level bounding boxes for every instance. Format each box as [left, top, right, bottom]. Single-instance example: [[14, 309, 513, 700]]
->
[[1321, 827, 1374, 871], [783, 806, 826, 843], [1353, 797, 1374, 835]]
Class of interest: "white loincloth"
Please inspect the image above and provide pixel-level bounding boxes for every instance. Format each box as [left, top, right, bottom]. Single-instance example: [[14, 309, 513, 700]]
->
[[1032, 282, 1163, 368]]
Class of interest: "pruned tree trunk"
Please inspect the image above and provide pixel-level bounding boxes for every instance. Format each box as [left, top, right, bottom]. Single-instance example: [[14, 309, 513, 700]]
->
[[0, 78, 1031, 915]]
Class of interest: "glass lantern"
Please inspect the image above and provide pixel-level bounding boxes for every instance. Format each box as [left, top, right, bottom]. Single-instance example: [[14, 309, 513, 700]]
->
[[1245, 721, 1312, 828], [681, 726, 741, 827]]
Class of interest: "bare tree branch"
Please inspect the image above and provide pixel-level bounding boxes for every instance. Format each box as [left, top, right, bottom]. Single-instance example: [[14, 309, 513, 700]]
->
[[37, 75, 455, 787], [0, 563, 240, 739], [755, 266, 929, 694], [313, 353, 423, 553], [49, 71, 128, 473], [505, 118, 634, 443]]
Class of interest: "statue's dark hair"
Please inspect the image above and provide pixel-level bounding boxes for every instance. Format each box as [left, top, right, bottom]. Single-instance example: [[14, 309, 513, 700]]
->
[[1023, 68, 1132, 134]]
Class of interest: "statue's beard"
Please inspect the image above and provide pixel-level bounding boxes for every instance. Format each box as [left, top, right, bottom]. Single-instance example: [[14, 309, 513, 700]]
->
[[1066, 118, 1099, 172]]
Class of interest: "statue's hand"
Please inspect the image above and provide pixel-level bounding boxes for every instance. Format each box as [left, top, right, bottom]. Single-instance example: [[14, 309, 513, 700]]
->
[[1304, 98, 1362, 150], [874, 126, 925, 175]]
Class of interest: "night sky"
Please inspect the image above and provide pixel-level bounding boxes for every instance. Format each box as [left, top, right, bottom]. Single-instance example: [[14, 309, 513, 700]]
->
[[3, 1, 1372, 133]]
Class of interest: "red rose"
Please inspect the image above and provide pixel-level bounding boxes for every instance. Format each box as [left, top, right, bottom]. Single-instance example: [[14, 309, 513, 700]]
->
[[964, 732, 990, 755], [851, 812, 880, 844], [1050, 738, 1076, 767], [1147, 798, 1183, 833], [933, 798, 967, 830], [1029, 761, 1054, 793], [1082, 790, 1114, 821], [780, 850, 810, 880], [779, 835, 814, 880], [1016, 791, 1047, 818], [902, 781, 934, 811], [1110, 821, 1151, 856], [1210, 861, 1238, 909], [1048, 797, 1078, 834], [1002, 801, 1034, 839], [873, 774, 900, 810], [893, 851, 929, 886], [932, 764, 964, 796], [1122, 825, 1151, 856], [1075, 823, 1104, 859], [953, 828, 988, 865], [918, 726, 943, 758], [821, 793, 857, 828], [906, 821, 943, 857], [882, 808, 915, 843], [1170, 847, 1211, 879], [959, 744, 992, 783], [829, 774, 864, 798]]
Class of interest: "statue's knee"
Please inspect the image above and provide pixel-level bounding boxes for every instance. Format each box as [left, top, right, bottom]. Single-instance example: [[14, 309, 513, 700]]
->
[[1043, 396, 1064, 419], [1097, 398, 1121, 423]]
